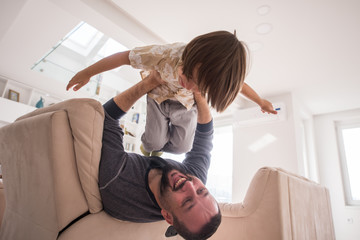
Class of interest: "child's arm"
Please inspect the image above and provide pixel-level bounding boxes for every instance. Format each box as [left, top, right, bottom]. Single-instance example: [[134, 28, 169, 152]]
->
[[66, 51, 131, 91], [241, 83, 277, 114]]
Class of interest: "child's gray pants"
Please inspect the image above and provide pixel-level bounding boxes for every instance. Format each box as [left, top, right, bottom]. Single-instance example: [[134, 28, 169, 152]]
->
[[141, 96, 197, 154]]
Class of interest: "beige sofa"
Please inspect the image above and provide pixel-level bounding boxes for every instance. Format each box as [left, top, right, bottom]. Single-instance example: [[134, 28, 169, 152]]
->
[[0, 98, 335, 240]]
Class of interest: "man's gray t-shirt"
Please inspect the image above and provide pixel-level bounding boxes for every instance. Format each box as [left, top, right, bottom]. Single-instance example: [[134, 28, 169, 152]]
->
[[98, 99, 213, 223]]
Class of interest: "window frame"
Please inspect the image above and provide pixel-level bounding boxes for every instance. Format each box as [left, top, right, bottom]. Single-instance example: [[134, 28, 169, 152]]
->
[[336, 119, 360, 206]]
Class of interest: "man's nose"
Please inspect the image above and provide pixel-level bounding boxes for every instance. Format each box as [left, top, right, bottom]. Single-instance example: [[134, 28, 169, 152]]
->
[[181, 181, 196, 194]]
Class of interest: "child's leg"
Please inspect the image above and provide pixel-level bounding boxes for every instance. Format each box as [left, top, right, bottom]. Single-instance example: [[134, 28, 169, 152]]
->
[[141, 96, 170, 152], [161, 102, 198, 154]]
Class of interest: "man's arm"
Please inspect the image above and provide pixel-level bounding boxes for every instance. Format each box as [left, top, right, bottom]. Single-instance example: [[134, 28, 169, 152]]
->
[[66, 51, 131, 91], [182, 93, 213, 183], [193, 92, 212, 124], [241, 83, 277, 114], [113, 71, 165, 112]]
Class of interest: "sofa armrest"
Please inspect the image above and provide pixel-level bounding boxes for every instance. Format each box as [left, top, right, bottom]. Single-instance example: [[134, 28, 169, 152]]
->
[[17, 98, 105, 213], [0, 179, 5, 228], [220, 167, 271, 217], [0, 111, 88, 239], [0, 98, 105, 239], [216, 167, 335, 240]]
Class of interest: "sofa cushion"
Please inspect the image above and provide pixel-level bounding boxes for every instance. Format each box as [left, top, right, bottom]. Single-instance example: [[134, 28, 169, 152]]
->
[[17, 98, 105, 213]]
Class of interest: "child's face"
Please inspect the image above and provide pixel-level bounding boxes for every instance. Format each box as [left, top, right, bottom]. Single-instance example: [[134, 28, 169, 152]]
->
[[177, 66, 200, 93]]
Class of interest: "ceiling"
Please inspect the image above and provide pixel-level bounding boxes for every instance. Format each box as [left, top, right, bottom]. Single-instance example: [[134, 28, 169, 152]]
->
[[1, 0, 360, 115]]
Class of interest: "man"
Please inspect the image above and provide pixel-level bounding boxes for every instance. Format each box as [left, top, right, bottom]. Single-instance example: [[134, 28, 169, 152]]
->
[[97, 70, 221, 239]]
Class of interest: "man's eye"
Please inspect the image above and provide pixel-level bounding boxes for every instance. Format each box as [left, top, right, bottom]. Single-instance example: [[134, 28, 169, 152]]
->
[[182, 198, 192, 207], [197, 188, 206, 194]]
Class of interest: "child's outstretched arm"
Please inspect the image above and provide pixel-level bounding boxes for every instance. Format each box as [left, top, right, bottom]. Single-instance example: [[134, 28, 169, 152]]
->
[[240, 83, 277, 114], [66, 51, 131, 91]]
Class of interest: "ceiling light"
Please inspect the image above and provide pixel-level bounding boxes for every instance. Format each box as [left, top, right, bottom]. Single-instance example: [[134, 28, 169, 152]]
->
[[256, 23, 273, 34], [257, 5, 271, 16]]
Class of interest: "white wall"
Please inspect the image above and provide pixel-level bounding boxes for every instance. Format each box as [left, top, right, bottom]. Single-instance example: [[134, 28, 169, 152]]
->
[[232, 93, 303, 202], [0, 0, 89, 101], [314, 108, 360, 240]]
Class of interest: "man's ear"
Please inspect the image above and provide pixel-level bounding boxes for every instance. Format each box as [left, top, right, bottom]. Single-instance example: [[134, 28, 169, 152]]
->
[[161, 209, 173, 225]]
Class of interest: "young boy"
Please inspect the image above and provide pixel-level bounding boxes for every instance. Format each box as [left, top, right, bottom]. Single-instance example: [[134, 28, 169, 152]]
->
[[66, 30, 276, 156]]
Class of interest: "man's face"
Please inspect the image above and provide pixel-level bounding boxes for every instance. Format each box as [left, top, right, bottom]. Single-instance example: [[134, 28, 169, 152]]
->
[[177, 66, 200, 93], [158, 168, 219, 233]]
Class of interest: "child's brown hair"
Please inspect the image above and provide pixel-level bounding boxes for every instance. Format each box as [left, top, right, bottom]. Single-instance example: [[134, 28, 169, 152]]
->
[[182, 31, 248, 112]]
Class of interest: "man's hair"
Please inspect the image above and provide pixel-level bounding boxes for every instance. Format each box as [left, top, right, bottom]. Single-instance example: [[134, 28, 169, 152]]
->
[[172, 209, 222, 240], [182, 30, 249, 112]]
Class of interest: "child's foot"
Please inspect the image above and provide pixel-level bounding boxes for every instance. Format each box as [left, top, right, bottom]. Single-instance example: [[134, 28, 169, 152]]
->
[[140, 144, 150, 157], [150, 151, 163, 157]]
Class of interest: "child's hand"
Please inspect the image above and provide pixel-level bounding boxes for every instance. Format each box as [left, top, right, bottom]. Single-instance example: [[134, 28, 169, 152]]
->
[[66, 70, 91, 91], [260, 99, 278, 114]]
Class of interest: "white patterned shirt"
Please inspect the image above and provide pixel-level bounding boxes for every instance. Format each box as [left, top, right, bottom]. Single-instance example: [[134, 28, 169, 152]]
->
[[129, 43, 194, 110]]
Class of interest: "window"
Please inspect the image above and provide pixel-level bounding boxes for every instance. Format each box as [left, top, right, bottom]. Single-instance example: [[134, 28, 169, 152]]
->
[[163, 125, 233, 202], [31, 22, 132, 100], [207, 125, 233, 202], [336, 119, 360, 205]]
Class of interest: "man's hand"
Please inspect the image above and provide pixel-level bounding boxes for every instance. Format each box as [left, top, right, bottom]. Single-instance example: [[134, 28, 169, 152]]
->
[[66, 70, 91, 91], [260, 99, 278, 114], [113, 70, 165, 112], [194, 92, 212, 124], [144, 70, 166, 87]]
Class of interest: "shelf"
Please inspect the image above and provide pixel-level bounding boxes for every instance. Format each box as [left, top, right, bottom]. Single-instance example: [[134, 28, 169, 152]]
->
[[0, 75, 147, 154], [0, 77, 32, 105], [0, 75, 63, 107], [0, 75, 63, 124], [118, 100, 147, 154]]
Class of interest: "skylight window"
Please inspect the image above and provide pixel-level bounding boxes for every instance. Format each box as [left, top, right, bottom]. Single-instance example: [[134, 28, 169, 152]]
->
[[32, 21, 134, 101], [68, 23, 99, 47], [97, 38, 128, 58], [62, 22, 104, 56]]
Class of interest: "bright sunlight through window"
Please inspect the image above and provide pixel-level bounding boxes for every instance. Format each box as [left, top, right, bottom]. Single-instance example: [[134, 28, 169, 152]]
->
[[337, 120, 360, 205], [207, 125, 233, 202], [163, 125, 233, 203], [32, 22, 131, 101]]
